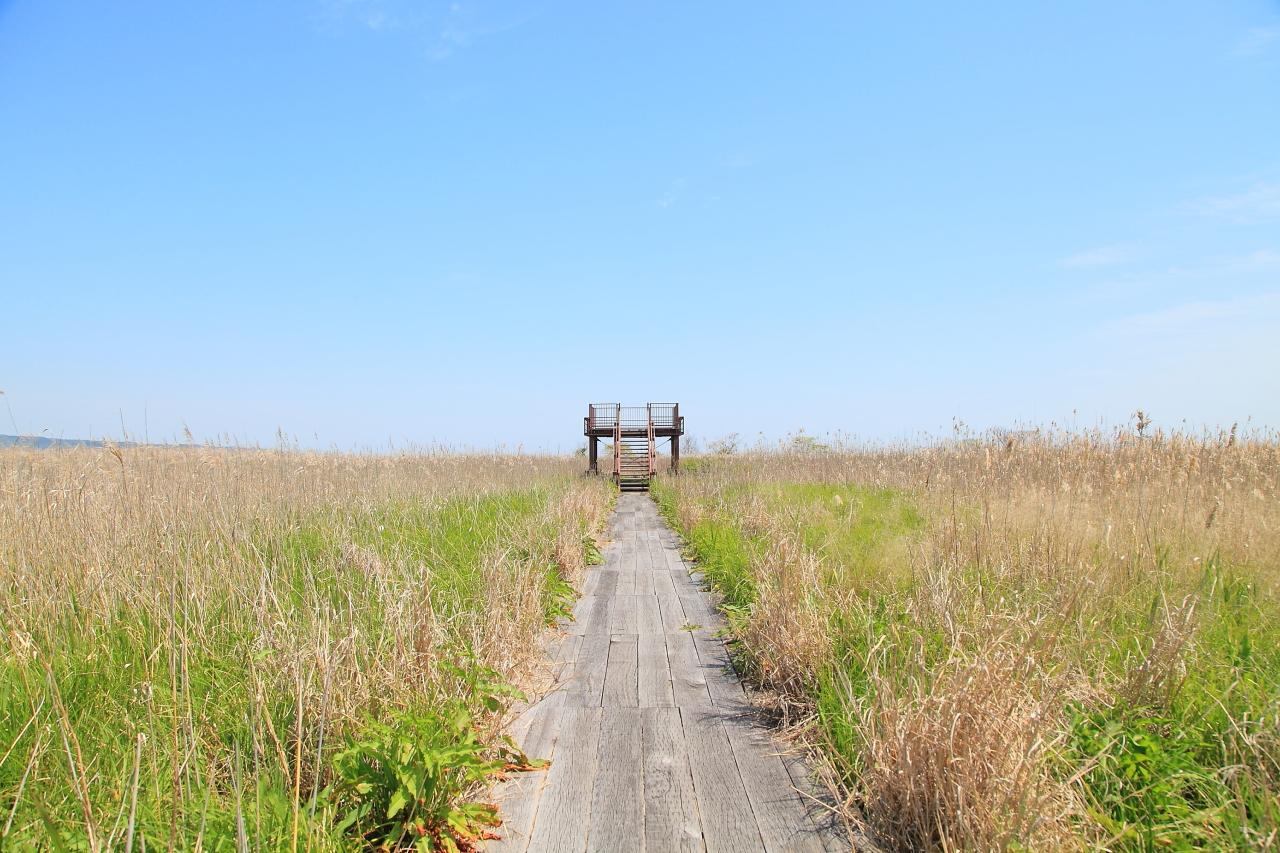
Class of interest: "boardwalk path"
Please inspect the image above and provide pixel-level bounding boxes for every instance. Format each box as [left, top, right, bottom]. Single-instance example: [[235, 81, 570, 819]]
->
[[489, 493, 847, 852]]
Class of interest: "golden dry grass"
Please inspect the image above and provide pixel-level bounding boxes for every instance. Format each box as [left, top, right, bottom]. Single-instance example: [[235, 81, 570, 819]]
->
[[0, 445, 611, 847], [655, 426, 1280, 850]]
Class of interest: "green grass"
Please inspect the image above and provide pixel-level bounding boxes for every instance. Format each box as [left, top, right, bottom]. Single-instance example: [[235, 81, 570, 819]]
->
[[758, 483, 923, 590], [654, 479, 924, 770], [656, 475, 1280, 850], [0, 486, 595, 850], [1058, 558, 1280, 850]]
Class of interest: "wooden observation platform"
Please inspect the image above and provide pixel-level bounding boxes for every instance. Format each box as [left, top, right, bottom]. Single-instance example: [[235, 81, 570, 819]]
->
[[585, 403, 684, 492]]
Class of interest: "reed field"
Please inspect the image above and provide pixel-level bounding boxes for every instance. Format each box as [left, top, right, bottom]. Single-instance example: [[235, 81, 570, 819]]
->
[[653, 426, 1280, 851], [0, 446, 612, 850]]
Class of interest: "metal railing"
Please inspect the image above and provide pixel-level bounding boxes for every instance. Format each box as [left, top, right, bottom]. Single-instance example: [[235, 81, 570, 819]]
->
[[647, 412, 656, 476], [612, 417, 621, 479], [588, 402, 682, 433], [648, 402, 678, 428], [588, 402, 621, 431]]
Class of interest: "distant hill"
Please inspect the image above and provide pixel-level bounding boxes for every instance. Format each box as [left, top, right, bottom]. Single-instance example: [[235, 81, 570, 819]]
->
[[0, 435, 133, 449]]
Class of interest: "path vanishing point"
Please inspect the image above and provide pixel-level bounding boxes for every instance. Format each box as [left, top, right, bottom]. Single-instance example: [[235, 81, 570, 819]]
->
[[488, 493, 849, 852]]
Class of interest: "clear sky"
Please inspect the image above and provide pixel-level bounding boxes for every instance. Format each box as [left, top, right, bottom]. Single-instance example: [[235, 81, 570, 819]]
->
[[2, 2, 1278, 450]]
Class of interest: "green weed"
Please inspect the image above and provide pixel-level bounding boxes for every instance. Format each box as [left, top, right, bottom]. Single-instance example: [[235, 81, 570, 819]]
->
[[330, 676, 513, 853]]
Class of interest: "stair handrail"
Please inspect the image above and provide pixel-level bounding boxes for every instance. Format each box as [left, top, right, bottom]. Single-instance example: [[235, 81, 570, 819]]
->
[[613, 416, 621, 480], [647, 404, 656, 477]]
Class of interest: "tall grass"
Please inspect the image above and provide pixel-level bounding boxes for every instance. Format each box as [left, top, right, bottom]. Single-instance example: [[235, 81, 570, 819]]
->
[[654, 427, 1280, 851], [0, 446, 611, 849]]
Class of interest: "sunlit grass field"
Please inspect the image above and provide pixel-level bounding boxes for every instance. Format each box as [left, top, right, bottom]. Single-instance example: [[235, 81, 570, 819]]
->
[[0, 446, 611, 850], [654, 428, 1280, 851], [6, 428, 1277, 851]]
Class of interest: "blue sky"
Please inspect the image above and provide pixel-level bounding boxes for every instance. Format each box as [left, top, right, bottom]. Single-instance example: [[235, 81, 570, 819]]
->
[[2, 1, 1278, 450]]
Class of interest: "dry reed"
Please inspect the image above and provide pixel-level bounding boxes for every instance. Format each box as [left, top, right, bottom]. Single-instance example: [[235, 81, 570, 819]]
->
[[0, 445, 611, 846], [657, 425, 1280, 850]]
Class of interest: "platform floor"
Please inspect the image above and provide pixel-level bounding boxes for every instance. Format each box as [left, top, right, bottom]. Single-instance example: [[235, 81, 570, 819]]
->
[[487, 493, 849, 852]]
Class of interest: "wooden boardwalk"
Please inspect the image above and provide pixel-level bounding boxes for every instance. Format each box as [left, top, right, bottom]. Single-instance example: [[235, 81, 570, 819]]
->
[[488, 494, 848, 852]]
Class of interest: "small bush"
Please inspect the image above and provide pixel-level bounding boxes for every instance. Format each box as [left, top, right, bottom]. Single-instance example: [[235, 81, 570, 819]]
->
[[331, 700, 505, 852]]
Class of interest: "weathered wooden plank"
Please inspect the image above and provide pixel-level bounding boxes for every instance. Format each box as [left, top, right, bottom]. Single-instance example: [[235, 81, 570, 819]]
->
[[602, 634, 639, 707], [590, 591, 619, 635], [588, 708, 644, 853], [598, 534, 622, 563], [638, 631, 674, 707], [668, 567, 699, 592], [609, 511, 626, 539], [489, 691, 566, 852], [688, 571, 716, 599], [692, 632, 749, 713], [781, 752, 852, 852], [653, 569, 678, 598], [641, 707, 703, 852], [724, 716, 828, 852], [656, 591, 688, 633], [682, 710, 766, 853], [571, 592, 596, 620], [585, 552, 620, 595], [639, 530, 657, 569], [677, 591, 715, 630], [567, 594, 605, 636], [594, 569, 620, 598], [550, 634, 582, 683], [622, 535, 639, 574], [666, 630, 712, 709], [648, 531, 668, 564], [526, 706, 602, 853], [614, 568, 638, 596], [635, 594, 664, 635], [608, 595, 639, 634], [633, 564, 657, 595], [569, 632, 611, 707]]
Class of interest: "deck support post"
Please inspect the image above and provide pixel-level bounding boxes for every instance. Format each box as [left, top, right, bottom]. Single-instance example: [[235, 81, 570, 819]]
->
[[588, 436, 598, 474], [671, 435, 680, 473]]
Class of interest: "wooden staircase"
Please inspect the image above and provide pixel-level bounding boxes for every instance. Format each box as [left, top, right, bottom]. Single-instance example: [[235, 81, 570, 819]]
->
[[612, 406, 657, 492], [585, 402, 682, 486], [617, 436, 654, 491]]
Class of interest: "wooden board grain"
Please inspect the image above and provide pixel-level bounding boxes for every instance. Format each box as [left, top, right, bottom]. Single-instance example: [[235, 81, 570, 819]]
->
[[487, 690, 565, 852], [638, 631, 674, 707], [602, 633, 639, 707], [724, 716, 828, 852], [526, 706, 602, 852], [682, 711, 766, 853], [608, 594, 640, 634], [667, 630, 712, 709], [588, 708, 644, 853], [570, 631, 611, 707], [642, 707, 703, 851], [691, 633, 749, 713], [635, 594, 664, 635]]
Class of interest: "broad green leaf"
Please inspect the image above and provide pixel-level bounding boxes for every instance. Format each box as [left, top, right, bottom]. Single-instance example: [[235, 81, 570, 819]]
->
[[388, 788, 409, 818]]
